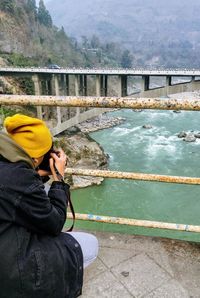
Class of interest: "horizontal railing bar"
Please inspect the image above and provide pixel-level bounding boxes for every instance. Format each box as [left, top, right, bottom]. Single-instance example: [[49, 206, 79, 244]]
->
[[65, 168, 200, 185], [1, 94, 200, 110], [67, 212, 200, 233]]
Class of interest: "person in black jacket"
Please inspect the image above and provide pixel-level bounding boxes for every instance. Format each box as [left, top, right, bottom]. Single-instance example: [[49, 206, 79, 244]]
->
[[0, 114, 98, 298]]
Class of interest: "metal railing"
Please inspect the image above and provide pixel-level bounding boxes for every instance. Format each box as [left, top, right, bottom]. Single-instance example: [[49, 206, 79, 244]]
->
[[1, 94, 200, 233]]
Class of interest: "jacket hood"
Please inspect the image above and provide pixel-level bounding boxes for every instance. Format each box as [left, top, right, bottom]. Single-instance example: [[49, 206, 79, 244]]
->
[[0, 132, 34, 168]]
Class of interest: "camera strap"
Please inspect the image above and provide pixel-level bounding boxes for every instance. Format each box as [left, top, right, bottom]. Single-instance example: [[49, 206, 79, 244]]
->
[[55, 167, 75, 232], [66, 192, 75, 232]]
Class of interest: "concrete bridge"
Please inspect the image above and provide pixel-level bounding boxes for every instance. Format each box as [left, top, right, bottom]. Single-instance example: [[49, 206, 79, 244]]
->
[[1, 67, 200, 135]]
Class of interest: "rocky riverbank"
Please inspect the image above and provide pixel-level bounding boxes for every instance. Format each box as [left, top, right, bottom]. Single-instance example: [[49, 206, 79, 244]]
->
[[55, 113, 126, 189], [77, 113, 126, 133]]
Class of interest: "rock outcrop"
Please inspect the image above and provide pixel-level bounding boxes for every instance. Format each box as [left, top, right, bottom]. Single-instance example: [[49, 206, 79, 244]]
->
[[54, 132, 108, 189]]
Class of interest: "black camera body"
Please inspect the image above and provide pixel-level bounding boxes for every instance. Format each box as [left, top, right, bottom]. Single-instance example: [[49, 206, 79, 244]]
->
[[39, 148, 58, 172]]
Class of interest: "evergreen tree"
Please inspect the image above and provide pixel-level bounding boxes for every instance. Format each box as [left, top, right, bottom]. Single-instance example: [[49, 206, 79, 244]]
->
[[0, 0, 15, 13], [90, 35, 100, 49], [121, 50, 133, 68], [38, 0, 52, 27], [26, 0, 37, 14]]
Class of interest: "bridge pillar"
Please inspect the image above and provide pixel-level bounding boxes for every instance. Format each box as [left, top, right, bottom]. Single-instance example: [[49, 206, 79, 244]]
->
[[41, 78, 52, 120], [165, 76, 172, 96], [60, 74, 71, 120], [96, 75, 101, 96], [74, 75, 80, 119], [32, 74, 43, 119], [95, 75, 108, 96], [141, 76, 150, 92], [187, 76, 196, 92], [119, 75, 128, 97], [166, 76, 172, 86], [75, 75, 87, 96], [79, 75, 87, 96], [53, 75, 62, 125], [101, 75, 108, 96], [60, 74, 69, 96]]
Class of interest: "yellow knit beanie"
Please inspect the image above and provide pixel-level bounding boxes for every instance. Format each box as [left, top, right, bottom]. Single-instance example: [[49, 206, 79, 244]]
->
[[4, 114, 52, 158]]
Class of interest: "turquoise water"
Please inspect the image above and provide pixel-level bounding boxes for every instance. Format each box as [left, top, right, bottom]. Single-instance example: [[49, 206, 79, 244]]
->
[[71, 109, 200, 242]]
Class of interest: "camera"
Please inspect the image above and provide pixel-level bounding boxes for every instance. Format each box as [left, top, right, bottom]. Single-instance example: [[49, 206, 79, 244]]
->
[[39, 147, 58, 172]]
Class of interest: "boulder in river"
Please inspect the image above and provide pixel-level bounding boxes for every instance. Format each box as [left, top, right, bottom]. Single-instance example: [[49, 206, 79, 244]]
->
[[178, 131, 187, 138], [173, 110, 181, 113], [183, 133, 196, 142], [142, 124, 153, 129], [133, 109, 143, 112], [194, 132, 200, 138]]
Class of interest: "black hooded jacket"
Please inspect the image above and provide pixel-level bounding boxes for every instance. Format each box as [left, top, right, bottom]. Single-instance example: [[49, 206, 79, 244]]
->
[[0, 132, 83, 298]]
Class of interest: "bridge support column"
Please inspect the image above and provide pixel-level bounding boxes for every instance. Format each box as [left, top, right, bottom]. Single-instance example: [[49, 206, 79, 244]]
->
[[54, 75, 62, 125], [75, 75, 80, 119], [60, 74, 69, 96], [141, 76, 150, 92], [189, 76, 196, 92], [101, 75, 108, 96], [79, 75, 87, 96], [119, 75, 128, 97], [41, 78, 52, 120], [166, 76, 172, 86], [96, 75, 101, 96], [165, 76, 172, 96], [32, 74, 43, 119], [95, 75, 108, 96], [60, 74, 71, 120]]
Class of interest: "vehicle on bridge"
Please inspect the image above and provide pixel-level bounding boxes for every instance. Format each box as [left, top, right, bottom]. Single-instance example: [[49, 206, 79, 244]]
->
[[48, 64, 61, 69]]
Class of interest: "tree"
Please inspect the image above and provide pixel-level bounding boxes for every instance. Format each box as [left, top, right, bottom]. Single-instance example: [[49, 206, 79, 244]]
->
[[90, 35, 100, 49], [26, 0, 37, 16], [81, 36, 89, 49], [38, 0, 52, 27], [121, 50, 133, 68], [0, 0, 15, 13]]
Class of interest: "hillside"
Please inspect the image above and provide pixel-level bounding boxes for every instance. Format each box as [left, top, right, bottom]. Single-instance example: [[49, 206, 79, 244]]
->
[[47, 0, 200, 68], [0, 0, 85, 67]]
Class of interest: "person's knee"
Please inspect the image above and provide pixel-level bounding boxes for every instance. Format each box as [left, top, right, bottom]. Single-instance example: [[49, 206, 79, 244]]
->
[[78, 232, 99, 267], [66, 232, 99, 267], [87, 233, 99, 259]]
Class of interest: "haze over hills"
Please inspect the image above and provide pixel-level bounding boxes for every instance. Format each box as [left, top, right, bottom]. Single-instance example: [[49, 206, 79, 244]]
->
[[46, 0, 200, 67]]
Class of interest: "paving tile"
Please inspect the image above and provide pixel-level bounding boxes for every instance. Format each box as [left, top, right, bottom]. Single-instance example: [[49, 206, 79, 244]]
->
[[111, 253, 171, 298], [84, 257, 107, 284], [164, 255, 200, 298], [99, 247, 137, 268], [82, 271, 133, 298], [146, 250, 174, 277], [144, 279, 189, 298]]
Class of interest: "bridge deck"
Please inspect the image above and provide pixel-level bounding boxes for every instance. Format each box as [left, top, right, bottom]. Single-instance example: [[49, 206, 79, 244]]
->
[[1, 67, 200, 76]]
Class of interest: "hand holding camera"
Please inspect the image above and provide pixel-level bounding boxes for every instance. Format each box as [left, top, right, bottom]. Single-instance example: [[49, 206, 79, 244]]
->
[[50, 149, 67, 182], [38, 147, 67, 182]]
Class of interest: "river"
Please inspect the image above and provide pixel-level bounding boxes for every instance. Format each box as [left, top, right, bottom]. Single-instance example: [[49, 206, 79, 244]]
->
[[71, 108, 200, 242]]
